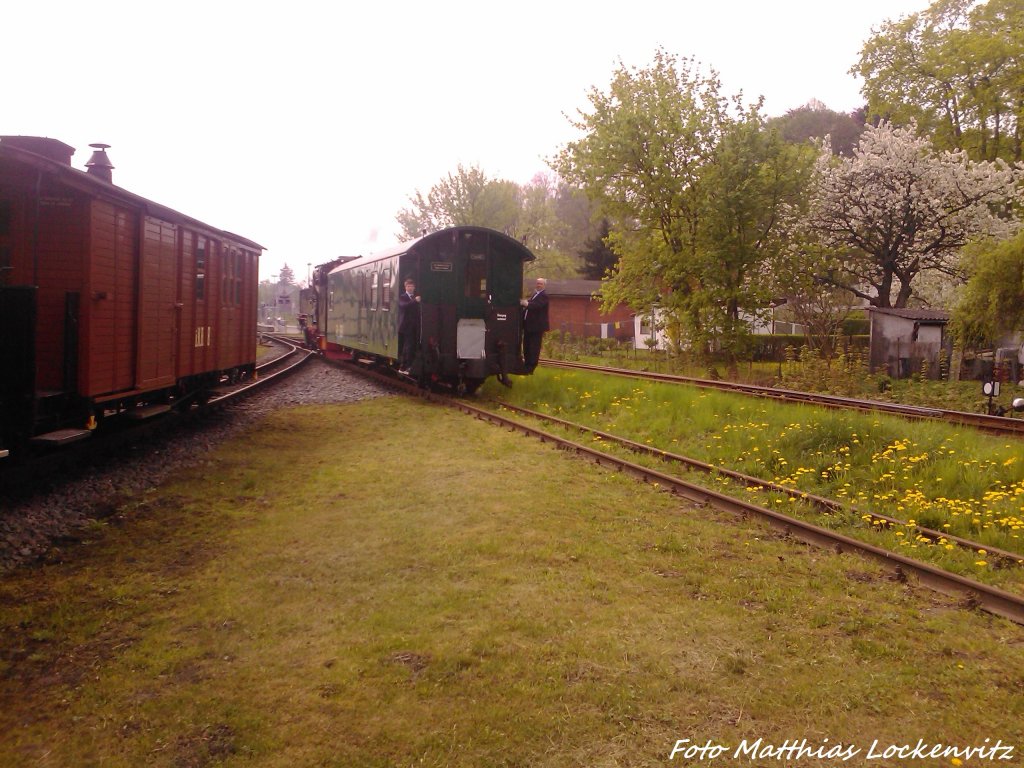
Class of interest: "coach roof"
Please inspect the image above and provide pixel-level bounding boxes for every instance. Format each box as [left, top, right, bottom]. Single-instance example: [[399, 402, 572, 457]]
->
[[326, 226, 535, 276]]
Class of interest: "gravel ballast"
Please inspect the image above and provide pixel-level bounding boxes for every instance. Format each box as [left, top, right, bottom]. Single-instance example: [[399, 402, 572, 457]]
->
[[0, 359, 393, 572]]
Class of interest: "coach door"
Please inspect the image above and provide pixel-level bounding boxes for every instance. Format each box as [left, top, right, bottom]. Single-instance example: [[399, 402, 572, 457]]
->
[[485, 236, 524, 372]]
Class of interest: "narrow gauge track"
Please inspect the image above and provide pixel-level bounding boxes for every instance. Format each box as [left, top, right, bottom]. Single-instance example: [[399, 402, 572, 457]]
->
[[486, 399, 1024, 568], [217, 336, 315, 402], [322, 356, 1024, 626], [542, 359, 1024, 437], [0, 337, 314, 494]]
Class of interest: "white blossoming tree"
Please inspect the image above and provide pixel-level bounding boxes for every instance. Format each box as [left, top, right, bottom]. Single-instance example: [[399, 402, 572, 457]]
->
[[801, 121, 1023, 308]]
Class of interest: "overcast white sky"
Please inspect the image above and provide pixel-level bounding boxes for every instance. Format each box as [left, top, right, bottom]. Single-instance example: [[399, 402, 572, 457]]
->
[[6, 0, 929, 283]]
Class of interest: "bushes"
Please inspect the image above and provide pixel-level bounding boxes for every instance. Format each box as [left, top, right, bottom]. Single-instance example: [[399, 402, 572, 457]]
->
[[543, 331, 627, 361], [748, 335, 869, 362], [779, 345, 878, 397]]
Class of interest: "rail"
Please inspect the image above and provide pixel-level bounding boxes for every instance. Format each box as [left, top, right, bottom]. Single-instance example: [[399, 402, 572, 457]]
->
[[541, 359, 1024, 437]]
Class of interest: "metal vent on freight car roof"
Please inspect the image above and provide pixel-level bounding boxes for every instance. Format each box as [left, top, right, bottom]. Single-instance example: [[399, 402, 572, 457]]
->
[[85, 143, 114, 183]]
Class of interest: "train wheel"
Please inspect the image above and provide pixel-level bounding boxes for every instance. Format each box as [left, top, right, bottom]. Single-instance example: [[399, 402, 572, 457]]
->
[[457, 378, 484, 396]]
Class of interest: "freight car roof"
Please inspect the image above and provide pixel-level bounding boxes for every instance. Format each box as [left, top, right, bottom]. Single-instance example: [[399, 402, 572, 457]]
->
[[0, 136, 265, 251], [325, 226, 535, 276]]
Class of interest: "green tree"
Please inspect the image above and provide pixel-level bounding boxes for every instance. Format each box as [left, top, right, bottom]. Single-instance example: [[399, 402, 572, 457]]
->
[[554, 50, 731, 358], [517, 174, 581, 279], [394, 168, 597, 279], [278, 264, 296, 286], [555, 49, 810, 366], [395, 164, 522, 239], [552, 182, 601, 256], [951, 231, 1024, 347], [854, 0, 1024, 162], [771, 238, 857, 357], [697, 112, 816, 362], [577, 218, 618, 279], [768, 99, 866, 156]]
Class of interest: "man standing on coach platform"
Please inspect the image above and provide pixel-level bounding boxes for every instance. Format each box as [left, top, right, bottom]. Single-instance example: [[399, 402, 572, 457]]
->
[[398, 277, 421, 373], [521, 277, 549, 374]]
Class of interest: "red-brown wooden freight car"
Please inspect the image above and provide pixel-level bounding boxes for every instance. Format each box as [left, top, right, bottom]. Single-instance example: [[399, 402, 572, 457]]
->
[[0, 136, 263, 457]]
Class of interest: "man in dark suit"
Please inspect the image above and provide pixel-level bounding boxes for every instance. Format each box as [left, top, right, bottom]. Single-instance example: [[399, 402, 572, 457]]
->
[[521, 277, 549, 374], [397, 277, 421, 373]]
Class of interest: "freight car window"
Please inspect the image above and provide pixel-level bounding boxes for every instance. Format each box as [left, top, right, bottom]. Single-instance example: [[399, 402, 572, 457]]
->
[[220, 249, 242, 307], [195, 238, 207, 301], [223, 251, 229, 305]]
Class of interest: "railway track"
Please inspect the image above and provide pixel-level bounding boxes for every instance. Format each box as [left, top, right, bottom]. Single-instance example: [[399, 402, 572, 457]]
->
[[486, 399, 1024, 569], [321, 354, 1024, 625], [216, 336, 315, 402], [460, 398, 1024, 626], [0, 336, 314, 494], [541, 359, 1024, 437]]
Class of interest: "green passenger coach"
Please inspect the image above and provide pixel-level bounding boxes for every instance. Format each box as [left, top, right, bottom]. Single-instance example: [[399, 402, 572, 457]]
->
[[315, 227, 536, 393]]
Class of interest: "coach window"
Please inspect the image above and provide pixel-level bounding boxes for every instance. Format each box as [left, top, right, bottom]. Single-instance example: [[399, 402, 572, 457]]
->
[[464, 252, 487, 299], [370, 270, 380, 310], [491, 240, 522, 305], [195, 237, 207, 300], [381, 268, 392, 310]]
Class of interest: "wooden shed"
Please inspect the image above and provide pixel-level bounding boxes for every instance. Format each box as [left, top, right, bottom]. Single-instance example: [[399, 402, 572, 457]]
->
[[868, 307, 951, 379]]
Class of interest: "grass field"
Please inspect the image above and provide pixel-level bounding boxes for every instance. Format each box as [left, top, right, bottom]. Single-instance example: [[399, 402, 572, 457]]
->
[[1, 397, 1022, 766]]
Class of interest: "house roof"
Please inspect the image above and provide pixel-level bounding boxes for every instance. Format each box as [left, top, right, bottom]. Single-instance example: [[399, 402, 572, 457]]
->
[[868, 307, 950, 323]]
